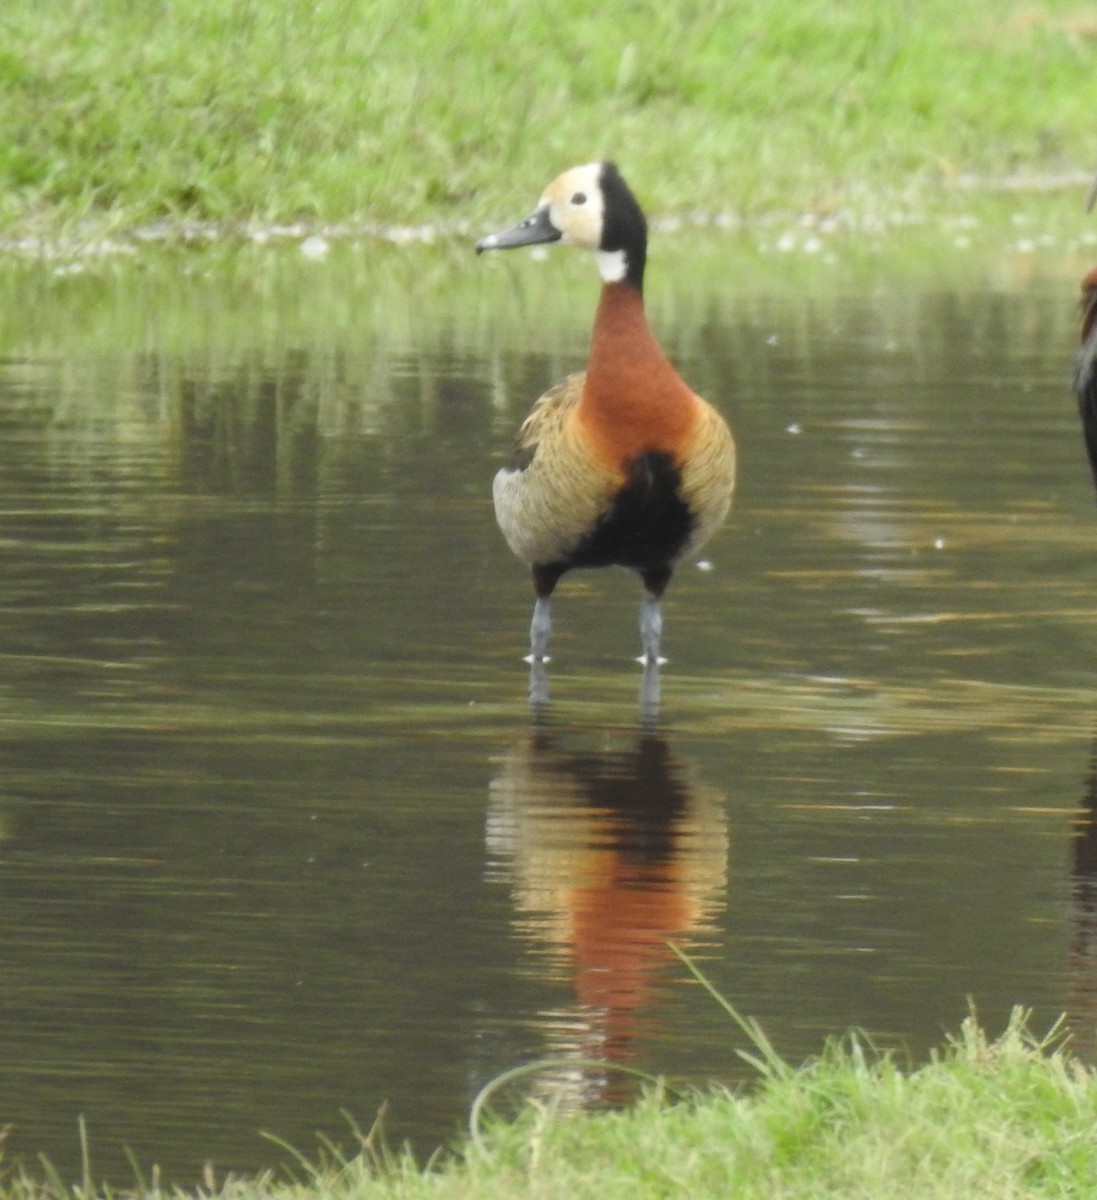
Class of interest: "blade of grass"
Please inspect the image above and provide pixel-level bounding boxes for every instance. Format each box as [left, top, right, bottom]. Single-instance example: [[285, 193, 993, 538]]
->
[[670, 944, 792, 1080]]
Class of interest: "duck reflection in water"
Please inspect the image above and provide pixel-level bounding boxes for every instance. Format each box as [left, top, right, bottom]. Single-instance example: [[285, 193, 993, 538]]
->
[[486, 724, 728, 1107], [1069, 745, 1097, 1063]]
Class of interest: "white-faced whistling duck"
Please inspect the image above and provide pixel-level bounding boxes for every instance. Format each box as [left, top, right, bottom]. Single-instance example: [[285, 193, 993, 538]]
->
[[476, 162, 736, 708], [1074, 176, 1097, 491]]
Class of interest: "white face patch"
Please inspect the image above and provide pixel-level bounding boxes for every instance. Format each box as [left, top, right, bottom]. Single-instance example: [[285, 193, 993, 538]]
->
[[595, 249, 628, 283], [540, 163, 605, 251]]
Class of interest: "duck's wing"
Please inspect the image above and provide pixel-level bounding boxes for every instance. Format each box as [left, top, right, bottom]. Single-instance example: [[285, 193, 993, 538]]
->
[[503, 372, 585, 472]]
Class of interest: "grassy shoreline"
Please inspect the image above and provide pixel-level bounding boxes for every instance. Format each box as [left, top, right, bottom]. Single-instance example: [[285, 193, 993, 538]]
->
[[4, 1010, 1096, 1200], [2, 1, 1095, 246]]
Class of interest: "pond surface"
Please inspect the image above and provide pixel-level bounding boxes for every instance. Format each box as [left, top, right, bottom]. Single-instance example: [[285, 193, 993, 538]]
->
[[3, 227, 1097, 1183]]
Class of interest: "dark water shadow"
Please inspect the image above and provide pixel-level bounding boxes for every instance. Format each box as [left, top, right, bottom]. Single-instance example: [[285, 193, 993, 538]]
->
[[1069, 738, 1097, 1061], [485, 717, 728, 1109]]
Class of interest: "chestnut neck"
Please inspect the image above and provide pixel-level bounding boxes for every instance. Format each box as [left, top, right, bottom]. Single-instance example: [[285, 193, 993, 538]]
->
[[587, 282, 662, 372], [579, 281, 697, 462]]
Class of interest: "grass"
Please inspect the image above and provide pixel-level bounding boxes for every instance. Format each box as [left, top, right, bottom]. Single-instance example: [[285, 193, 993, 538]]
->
[[0, 0, 1095, 241], [4, 1006, 1096, 1200]]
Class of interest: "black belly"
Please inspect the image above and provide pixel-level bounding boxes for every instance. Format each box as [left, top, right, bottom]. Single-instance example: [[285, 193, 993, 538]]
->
[[568, 450, 694, 570], [530, 451, 696, 598]]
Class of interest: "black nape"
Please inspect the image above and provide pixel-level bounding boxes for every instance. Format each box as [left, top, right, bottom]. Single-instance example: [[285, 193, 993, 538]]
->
[[598, 162, 647, 291]]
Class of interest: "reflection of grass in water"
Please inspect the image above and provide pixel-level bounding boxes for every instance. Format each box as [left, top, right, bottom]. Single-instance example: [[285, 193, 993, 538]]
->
[[0, 229, 1082, 458], [0, 213, 1089, 359]]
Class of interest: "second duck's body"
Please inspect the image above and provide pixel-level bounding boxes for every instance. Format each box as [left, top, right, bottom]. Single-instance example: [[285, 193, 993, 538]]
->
[[477, 162, 736, 681], [1074, 265, 1097, 490]]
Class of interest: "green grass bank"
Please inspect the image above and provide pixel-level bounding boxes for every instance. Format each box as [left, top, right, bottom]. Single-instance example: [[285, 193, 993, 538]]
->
[[1, 0, 1095, 243], [5, 1011, 1096, 1200]]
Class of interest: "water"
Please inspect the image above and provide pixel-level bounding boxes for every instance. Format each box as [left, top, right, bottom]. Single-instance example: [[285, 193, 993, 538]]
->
[[1, 231, 1096, 1183]]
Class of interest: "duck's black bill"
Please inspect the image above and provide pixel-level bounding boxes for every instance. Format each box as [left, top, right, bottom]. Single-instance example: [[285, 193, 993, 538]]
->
[[476, 205, 562, 253]]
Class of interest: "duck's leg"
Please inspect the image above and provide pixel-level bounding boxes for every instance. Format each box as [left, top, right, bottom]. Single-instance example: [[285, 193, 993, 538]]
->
[[637, 566, 671, 667], [638, 594, 663, 665], [526, 596, 552, 707], [526, 564, 563, 664], [528, 596, 552, 663], [526, 565, 563, 708]]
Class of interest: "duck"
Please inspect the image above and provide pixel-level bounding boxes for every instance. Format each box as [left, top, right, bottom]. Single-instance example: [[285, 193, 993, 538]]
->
[[1074, 263, 1097, 491], [475, 162, 736, 701], [1074, 176, 1097, 491]]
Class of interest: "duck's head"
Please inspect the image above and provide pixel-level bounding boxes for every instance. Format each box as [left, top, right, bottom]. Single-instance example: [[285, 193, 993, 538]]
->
[[476, 161, 647, 290]]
